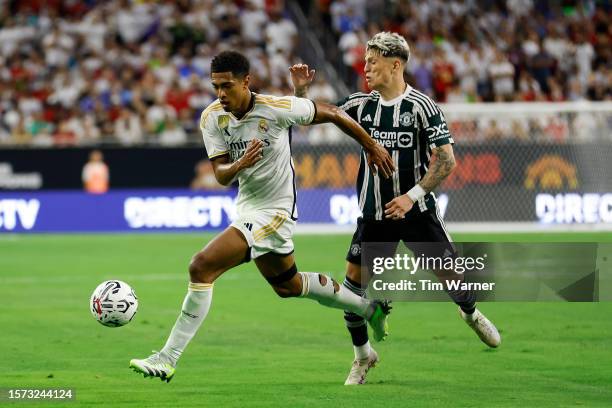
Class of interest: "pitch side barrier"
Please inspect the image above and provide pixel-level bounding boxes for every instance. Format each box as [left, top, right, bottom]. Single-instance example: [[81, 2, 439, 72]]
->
[[0, 188, 611, 233]]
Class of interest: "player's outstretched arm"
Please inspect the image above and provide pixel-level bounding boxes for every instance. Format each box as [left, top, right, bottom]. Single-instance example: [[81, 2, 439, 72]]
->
[[384, 144, 456, 220], [289, 64, 315, 98], [210, 139, 264, 185], [311, 102, 395, 179]]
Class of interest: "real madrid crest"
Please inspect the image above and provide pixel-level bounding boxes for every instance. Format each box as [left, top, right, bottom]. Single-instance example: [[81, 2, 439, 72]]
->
[[399, 111, 415, 127], [218, 115, 230, 130], [258, 119, 269, 133]]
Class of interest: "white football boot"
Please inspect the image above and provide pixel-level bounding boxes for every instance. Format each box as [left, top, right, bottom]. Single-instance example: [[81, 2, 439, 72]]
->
[[344, 348, 379, 385], [130, 351, 176, 382], [459, 307, 501, 348]]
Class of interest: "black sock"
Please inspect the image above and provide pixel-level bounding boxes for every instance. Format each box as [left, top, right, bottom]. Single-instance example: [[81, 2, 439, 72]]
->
[[447, 288, 476, 314], [344, 311, 369, 346], [342, 277, 369, 346]]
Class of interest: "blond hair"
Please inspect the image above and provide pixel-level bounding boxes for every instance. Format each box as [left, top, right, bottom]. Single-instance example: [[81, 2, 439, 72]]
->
[[366, 32, 410, 62]]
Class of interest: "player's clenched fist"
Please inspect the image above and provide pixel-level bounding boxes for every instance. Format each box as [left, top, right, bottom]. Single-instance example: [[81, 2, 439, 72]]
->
[[237, 138, 264, 169], [366, 143, 395, 179]]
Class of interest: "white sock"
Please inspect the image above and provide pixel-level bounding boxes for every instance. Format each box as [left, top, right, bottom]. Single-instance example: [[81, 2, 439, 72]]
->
[[299, 272, 372, 318], [160, 282, 213, 365], [354, 341, 372, 360]]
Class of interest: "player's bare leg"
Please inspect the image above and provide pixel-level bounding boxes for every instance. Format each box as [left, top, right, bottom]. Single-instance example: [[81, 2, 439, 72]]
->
[[129, 226, 248, 381], [254, 253, 390, 339]]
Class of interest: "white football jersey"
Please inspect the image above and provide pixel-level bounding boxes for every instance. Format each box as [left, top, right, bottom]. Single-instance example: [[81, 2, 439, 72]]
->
[[200, 93, 316, 218]]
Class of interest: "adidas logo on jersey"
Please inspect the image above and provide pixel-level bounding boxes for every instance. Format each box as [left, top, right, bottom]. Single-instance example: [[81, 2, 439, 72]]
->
[[361, 114, 372, 122], [244, 223, 253, 231]]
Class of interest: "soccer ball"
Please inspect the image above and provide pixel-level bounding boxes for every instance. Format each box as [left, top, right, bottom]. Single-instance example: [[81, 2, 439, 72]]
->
[[90, 280, 138, 327]]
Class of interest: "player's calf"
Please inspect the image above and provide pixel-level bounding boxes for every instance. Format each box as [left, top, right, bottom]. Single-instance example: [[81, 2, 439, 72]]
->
[[267, 264, 303, 298]]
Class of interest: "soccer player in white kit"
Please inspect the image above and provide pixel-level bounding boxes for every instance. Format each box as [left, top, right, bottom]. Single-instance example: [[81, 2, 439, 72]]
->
[[129, 51, 396, 382]]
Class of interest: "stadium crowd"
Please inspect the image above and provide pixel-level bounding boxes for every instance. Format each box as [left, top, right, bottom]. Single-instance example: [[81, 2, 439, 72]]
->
[[0, 0, 302, 146], [318, 0, 611, 103], [0, 0, 609, 147]]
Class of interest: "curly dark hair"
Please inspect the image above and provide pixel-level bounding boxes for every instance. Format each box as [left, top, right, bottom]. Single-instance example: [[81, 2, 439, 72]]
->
[[210, 51, 250, 78]]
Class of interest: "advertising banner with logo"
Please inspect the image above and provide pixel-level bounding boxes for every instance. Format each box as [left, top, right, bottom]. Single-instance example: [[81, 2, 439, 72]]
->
[[0, 142, 610, 225], [0, 189, 361, 233]]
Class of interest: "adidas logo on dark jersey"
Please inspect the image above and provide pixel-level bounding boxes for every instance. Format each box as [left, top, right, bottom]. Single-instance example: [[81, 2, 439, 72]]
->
[[361, 114, 372, 122]]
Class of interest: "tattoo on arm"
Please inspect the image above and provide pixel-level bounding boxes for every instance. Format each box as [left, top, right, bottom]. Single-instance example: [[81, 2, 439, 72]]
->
[[419, 146, 456, 193]]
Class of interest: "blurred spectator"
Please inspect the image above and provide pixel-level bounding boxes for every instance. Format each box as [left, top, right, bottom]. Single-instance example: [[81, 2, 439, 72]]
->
[[518, 71, 544, 101], [159, 119, 187, 146], [42, 25, 75, 68], [82, 150, 109, 194], [146, 94, 177, 136], [408, 50, 433, 96], [115, 0, 157, 44], [308, 75, 338, 103], [240, 0, 268, 47], [446, 82, 468, 103], [265, 10, 298, 56], [54, 118, 77, 146], [432, 47, 455, 102], [574, 32, 595, 85], [27, 111, 54, 142], [0, 124, 9, 144], [114, 106, 143, 145], [12, 116, 34, 145]]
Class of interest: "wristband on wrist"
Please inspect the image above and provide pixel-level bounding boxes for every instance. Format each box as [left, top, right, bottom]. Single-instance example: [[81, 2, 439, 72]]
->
[[406, 184, 426, 202]]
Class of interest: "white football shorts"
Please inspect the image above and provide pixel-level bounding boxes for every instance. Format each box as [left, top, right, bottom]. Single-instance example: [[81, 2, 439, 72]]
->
[[230, 209, 296, 260]]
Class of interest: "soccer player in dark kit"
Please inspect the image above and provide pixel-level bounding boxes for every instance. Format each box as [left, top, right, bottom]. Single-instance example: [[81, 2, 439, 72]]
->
[[291, 31, 501, 385]]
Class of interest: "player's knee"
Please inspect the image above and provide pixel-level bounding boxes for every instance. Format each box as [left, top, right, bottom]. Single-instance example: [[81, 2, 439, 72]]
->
[[188, 252, 216, 283]]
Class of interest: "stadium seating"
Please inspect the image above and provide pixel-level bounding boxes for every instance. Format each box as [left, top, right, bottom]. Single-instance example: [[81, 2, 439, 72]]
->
[[0, 0, 610, 147]]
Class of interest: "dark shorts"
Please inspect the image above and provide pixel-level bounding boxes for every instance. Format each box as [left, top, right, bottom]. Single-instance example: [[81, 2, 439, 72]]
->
[[346, 208, 455, 265]]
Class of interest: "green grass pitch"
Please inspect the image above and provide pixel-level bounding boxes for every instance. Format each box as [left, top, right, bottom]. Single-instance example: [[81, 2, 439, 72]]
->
[[1, 232, 611, 407]]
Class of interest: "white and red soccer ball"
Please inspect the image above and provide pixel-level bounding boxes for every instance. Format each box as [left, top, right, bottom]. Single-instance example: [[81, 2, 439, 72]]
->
[[90, 280, 138, 327]]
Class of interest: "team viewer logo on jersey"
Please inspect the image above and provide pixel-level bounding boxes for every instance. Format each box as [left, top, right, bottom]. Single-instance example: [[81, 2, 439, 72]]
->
[[397, 132, 413, 148], [370, 129, 413, 149]]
